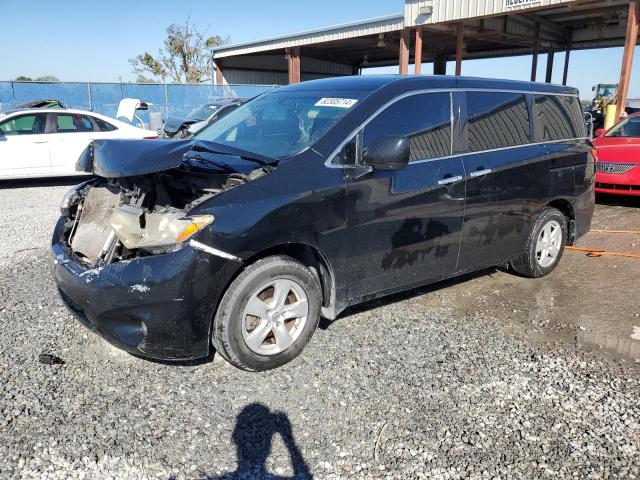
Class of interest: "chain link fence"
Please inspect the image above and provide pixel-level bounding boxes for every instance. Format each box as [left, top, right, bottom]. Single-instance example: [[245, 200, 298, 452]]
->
[[0, 81, 276, 124]]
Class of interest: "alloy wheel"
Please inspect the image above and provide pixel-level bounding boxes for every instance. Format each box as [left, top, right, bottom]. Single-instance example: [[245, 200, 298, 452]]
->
[[241, 278, 309, 355], [535, 220, 562, 268]]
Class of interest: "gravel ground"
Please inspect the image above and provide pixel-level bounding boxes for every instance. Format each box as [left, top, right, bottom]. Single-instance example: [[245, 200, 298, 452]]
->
[[1, 181, 639, 479]]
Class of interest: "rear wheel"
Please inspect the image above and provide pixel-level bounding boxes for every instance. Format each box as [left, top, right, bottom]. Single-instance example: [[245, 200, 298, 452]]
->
[[212, 255, 321, 371], [510, 207, 567, 278]]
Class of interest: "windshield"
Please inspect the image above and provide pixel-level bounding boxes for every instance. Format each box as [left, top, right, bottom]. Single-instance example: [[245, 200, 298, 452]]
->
[[189, 105, 220, 122], [597, 85, 617, 97], [605, 116, 640, 138], [194, 90, 366, 159]]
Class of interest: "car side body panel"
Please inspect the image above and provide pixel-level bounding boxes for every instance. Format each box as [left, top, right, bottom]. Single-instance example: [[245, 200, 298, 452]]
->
[[50, 76, 595, 361]]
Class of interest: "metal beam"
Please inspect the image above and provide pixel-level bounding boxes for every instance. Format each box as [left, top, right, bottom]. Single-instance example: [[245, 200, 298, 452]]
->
[[562, 48, 571, 85], [562, 31, 573, 85], [434, 55, 447, 75], [617, 1, 639, 118], [415, 27, 423, 75], [531, 23, 541, 81], [215, 66, 225, 85], [455, 22, 464, 76], [399, 28, 410, 75], [286, 47, 301, 84], [545, 47, 555, 83]]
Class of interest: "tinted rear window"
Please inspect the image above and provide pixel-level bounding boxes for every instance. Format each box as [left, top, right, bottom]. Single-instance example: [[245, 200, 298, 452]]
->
[[56, 114, 93, 132], [466, 92, 530, 151], [94, 117, 117, 132], [363, 92, 452, 162], [534, 95, 584, 141]]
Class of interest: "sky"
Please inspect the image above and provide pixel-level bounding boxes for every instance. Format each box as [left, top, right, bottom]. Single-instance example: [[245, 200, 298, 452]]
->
[[1, 0, 639, 98]]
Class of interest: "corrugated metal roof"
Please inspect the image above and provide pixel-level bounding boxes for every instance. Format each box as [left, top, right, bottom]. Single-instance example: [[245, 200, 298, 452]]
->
[[405, 0, 580, 26], [213, 13, 405, 59]]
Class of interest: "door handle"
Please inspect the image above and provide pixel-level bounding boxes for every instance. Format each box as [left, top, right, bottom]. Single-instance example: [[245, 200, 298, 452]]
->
[[470, 168, 492, 178], [33, 140, 48, 144], [438, 175, 463, 186]]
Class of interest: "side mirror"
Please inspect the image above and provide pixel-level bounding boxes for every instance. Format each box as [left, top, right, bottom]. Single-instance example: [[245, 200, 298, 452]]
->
[[363, 135, 410, 171], [592, 86, 596, 92], [594, 128, 607, 137]]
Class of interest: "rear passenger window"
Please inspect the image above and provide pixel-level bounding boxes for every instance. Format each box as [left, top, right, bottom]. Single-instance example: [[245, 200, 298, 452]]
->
[[363, 92, 451, 162], [56, 114, 94, 133], [466, 92, 530, 152], [94, 117, 117, 132], [534, 95, 584, 141]]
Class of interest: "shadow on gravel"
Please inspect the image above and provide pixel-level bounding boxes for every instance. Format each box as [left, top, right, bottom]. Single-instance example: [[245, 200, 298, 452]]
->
[[130, 351, 215, 367], [0, 175, 92, 190], [206, 403, 312, 480], [319, 267, 498, 330]]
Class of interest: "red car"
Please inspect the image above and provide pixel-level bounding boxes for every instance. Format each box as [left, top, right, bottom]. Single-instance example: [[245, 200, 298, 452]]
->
[[593, 114, 640, 196]]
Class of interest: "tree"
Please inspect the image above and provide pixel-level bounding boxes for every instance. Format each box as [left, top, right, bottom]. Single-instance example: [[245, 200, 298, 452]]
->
[[14, 75, 59, 82], [135, 74, 158, 84], [130, 20, 227, 83]]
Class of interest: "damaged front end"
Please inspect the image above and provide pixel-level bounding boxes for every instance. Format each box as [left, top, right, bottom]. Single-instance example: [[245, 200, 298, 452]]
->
[[52, 139, 273, 360], [62, 139, 272, 268]]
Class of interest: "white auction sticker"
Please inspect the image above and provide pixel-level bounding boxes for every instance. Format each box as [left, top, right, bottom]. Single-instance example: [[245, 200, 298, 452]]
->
[[315, 98, 358, 108]]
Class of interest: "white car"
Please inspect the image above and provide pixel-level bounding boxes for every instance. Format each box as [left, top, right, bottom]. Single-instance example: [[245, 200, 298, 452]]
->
[[0, 108, 158, 179]]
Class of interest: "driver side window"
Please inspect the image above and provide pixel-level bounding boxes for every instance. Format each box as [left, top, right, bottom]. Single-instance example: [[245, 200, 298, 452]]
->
[[0, 114, 48, 136], [362, 92, 452, 162]]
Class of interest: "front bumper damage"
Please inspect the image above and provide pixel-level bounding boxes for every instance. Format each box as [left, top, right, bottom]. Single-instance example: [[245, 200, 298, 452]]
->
[[51, 139, 262, 360], [52, 218, 237, 360]]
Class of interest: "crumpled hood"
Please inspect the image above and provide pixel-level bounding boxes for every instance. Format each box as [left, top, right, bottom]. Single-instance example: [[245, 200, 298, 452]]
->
[[77, 139, 273, 178], [77, 139, 194, 178], [163, 116, 196, 134]]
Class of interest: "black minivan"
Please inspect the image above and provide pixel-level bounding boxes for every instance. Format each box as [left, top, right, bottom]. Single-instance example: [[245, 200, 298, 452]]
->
[[52, 76, 594, 371]]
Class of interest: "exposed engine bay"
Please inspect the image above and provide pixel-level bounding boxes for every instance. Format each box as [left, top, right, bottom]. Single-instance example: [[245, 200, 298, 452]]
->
[[61, 163, 268, 267]]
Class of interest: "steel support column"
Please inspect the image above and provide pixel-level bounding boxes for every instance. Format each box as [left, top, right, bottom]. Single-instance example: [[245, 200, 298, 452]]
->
[[434, 56, 447, 75], [399, 28, 410, 75], [287, 47, 301, 84], [415, 28, 423, 75], [215, 65, 225, 85], [562, 31, 573, 86], [531, 23, 540, 82], [562, 48, 571, 86], [455, 22, 464, 76], [616, 1, 639, 119], [545, 48, 555, 83]]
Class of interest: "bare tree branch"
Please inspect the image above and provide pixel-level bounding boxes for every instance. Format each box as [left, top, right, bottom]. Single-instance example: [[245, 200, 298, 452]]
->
[[129, 20, 228, 83]]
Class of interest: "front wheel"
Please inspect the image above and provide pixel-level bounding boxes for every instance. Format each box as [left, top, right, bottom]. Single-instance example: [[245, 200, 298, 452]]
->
[[510, 207, 567, 278], [212, 255, 321, 371]]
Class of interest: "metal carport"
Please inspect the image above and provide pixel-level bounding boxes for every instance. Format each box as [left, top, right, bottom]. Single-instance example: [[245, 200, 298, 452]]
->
[[213, 0, 639, 119]]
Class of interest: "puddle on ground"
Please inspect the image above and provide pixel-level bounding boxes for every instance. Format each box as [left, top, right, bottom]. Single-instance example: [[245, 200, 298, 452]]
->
[[415, 199, 640, 368]]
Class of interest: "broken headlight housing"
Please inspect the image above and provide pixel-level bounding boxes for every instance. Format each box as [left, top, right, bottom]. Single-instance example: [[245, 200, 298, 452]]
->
[[60, 181, 93, 216], [109, 205, 213, 251]]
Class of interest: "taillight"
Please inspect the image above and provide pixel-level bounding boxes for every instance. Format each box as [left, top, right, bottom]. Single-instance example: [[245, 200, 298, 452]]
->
[[143, 136, 159, 140]]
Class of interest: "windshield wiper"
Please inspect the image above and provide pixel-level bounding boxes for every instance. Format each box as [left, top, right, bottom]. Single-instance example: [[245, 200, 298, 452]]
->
[[190, 141, 277, 167]]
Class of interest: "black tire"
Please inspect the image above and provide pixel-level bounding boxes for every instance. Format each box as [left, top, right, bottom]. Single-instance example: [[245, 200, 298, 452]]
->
[[212, 255, 321, 371], [510, 207, 567, 278]]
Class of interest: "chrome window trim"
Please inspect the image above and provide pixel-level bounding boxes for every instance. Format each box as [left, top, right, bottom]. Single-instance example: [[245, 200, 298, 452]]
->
[[324, 88, 583, 169], [408, 137, 590, 166]]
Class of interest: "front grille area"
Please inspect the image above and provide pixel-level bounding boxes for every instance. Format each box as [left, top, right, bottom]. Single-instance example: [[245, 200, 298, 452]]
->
[[596, 162, 638, 174], [596, 182, 640, 191]]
